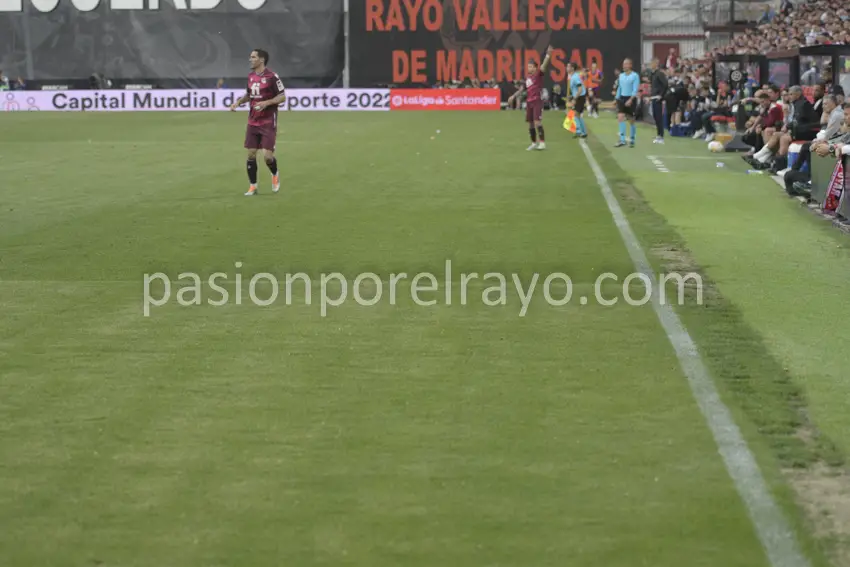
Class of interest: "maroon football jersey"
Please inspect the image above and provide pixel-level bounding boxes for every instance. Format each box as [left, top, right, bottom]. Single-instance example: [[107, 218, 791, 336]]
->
[[247, 68, 284, 128], [762, 103, 784, 128], [525, 70, 544, 103]]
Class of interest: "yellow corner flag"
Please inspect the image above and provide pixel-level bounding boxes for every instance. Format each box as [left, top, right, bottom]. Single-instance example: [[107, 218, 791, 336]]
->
[[563, 110, 576, 133]]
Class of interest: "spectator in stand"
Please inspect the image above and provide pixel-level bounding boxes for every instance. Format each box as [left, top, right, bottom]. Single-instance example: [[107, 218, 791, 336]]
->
[[0, 70, 9, 90], [801, 61, 821, 86], [759, 4, 776, 25], [12, 76, 26, 90], [665, 49, 677, 71], [701, 0, 849, 62]]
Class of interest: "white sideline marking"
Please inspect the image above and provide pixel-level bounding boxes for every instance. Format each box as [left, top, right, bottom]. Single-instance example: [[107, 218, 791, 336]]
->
[[579, 139, 810, 567], [646, 155, 670, 173]]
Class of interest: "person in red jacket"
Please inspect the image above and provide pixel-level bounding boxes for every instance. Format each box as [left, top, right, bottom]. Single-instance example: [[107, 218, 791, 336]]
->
[[743, 91, 784, 162]]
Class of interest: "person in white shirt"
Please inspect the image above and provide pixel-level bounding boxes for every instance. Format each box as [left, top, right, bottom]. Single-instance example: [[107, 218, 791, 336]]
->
[[820, 103, 850, 158], [784, 95, 842, 174], [819, 95, 845, 140], [801, 62, 819, 86]]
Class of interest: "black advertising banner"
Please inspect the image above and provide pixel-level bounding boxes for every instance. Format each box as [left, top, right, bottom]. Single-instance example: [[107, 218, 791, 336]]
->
[[0, 0, 344, 88], [349, 0, 641, 94]]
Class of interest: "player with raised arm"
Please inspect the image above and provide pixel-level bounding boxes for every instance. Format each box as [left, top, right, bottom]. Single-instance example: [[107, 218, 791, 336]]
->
[[615, 58, 640, 148], [508, 46, 554, 151], [230, 49, 286, 196]]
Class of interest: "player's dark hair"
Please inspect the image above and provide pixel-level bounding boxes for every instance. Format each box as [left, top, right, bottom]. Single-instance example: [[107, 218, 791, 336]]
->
[[253, 49, 270, 65]]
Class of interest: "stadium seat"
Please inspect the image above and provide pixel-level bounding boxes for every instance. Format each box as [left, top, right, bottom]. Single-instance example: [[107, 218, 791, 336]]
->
[[788, 141, 813, 173], [670, 123, 692, 137], [710, 115, 735, 134]]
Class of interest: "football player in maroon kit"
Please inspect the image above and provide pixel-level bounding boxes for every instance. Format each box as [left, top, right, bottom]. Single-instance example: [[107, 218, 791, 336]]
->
[[230, 49, 286, 196], [508, 46, 553, 151]]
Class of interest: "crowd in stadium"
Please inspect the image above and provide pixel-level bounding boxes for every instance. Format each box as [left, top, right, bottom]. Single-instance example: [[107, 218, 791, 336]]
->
[[620, 0, 850, 225], [709, 0, 850, 56], [0, 71, 26, 90]]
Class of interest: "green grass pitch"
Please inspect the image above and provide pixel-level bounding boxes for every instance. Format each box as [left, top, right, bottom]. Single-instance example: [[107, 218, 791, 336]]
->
[[1, 109, 849, 567]]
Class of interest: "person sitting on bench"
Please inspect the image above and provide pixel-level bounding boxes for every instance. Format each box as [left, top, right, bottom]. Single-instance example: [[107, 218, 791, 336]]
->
[[788, 95, 845, 174]]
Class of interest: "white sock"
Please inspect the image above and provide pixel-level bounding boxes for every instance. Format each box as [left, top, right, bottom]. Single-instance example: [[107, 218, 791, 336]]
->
[[754, 147, 771, 159], [756, 150, 774, 163]]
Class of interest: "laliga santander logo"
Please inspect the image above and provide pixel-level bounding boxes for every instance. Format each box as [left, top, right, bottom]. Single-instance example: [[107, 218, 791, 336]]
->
[[390, 88, 501, 110], [0, 0, 266, 12], [439, 0, 552, 54], [444, 93, 498, 105]]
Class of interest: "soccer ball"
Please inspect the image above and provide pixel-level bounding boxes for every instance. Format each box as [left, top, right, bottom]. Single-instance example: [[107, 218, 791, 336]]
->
[[708, 141, 724, 153]]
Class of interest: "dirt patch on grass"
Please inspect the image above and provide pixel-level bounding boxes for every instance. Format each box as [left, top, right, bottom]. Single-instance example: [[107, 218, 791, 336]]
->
[[784, 463, 850, 567], [615, 181, 641, 202], [652, 245, 699, 273], [651, 245, 721, 305], [608, 161, 850, 565]]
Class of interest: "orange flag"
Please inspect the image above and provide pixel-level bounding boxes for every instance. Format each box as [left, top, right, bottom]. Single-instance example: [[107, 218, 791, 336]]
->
[[563, 110, 576, 133]]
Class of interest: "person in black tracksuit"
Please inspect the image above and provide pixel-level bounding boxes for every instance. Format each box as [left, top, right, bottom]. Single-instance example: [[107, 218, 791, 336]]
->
[[648, 58, 668, 143]]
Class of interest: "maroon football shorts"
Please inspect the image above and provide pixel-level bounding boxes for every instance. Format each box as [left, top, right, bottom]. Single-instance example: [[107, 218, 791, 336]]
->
[[525, 100, 543, 123], [244, 124, 277, 151]]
